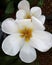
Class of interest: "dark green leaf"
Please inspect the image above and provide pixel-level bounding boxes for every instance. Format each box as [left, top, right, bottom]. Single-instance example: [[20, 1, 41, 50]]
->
[[5, 0, 11, 3], [5, 1, 14, 14], [37, 0, 44, 7]]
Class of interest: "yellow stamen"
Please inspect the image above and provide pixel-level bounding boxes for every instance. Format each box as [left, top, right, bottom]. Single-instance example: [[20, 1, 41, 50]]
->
[[25, 13, 31, 19], [19, 27, 32, 42]]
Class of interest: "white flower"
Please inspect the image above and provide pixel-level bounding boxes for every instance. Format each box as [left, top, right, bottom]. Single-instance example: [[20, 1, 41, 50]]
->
[[16, 0, 45, 24], [1, 18, 52, 63]]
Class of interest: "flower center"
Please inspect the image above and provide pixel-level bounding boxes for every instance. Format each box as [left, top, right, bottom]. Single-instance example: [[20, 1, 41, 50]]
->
[[25, 13, 31, 19], [19, 27, 32, 42]]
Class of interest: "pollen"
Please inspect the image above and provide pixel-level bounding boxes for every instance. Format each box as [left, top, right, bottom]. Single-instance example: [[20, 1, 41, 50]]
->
[[19, 27, 32, 42]]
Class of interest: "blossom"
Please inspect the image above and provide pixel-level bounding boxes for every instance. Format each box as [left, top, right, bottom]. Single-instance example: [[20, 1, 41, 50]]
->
[[16, 0, 45, 24], [1, 18, 52, 63], [1, 0, 52, 63]]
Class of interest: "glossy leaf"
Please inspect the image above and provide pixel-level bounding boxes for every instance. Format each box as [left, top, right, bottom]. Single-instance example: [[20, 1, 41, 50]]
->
[[5, 1, 14, 14], [37, 0, 44, 7]]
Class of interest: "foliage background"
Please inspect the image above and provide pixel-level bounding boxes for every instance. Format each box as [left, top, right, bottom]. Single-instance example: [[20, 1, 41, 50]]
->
[[0, 0, 52, 65]]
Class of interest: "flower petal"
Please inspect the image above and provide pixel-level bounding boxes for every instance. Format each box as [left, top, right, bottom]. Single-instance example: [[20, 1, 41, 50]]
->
[[15, 19, 33, 30], [30, 31, 52, 52], [16, 10, 26, 19], [18, 0, 30, 12], [1, 18, 18, 34], [31, 7, 42, 17], [19, 44, 37, 63], [37, 15, 46, 24], [32, 16, 45, 31], [2, 34, 24, 56]]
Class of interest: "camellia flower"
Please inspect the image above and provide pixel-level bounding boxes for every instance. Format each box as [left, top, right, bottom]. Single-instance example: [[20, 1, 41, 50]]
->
[[16, 0, 45, 25], [1, 18, 52, 63], [1, 0, 52, 63]]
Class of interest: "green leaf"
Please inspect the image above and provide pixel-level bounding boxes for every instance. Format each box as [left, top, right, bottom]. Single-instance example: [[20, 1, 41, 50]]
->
[[37, 0, 44, 7], [5, 0, 11, 3], [5, 1, 14, 14]]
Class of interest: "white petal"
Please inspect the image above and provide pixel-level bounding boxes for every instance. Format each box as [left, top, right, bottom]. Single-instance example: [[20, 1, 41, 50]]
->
[[18, 0, 30, 12], [15, 19, 33, 30], [16, 10, 26, 19], [32, 16, 45, 31], [37, 15, 46, 24], [1, 18, 18, 34], [2, 34, 24, 56], [31, 7, 42, 17], [31, 31, 52, 52], [19, 44, 37, 63]]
